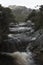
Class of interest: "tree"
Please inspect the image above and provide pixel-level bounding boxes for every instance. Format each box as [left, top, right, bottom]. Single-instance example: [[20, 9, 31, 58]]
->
[[0, 5, 16, 52], [39, 5, 43, 28], [26, 5, 43, 30]]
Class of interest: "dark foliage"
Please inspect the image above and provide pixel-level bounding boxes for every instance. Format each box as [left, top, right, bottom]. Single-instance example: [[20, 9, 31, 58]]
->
[[26, 5, 43, 30], [0, 5, 16, 52]]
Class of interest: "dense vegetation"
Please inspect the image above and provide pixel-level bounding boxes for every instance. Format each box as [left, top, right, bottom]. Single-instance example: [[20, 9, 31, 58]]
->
[[26, 5, 43, 30], [0, 5, 16, 52]]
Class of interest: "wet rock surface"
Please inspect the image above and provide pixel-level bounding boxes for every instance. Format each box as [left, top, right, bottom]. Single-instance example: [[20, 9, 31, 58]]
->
[[1, 21, 43, 65], [27, 30, 43, 64], [9, 22, 43, 65], [6, 21, 35, 52]]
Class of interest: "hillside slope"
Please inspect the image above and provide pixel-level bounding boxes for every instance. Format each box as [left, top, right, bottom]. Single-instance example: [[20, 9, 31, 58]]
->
[[9, 5, 32, 22]]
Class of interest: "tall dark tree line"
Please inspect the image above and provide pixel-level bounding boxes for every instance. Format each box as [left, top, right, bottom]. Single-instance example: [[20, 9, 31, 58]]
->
[[0, 5, 16, 52], [26, 5, 43, 30]]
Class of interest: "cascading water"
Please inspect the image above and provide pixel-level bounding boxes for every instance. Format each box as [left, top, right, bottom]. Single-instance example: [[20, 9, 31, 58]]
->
[[2, 21, 43, 65]]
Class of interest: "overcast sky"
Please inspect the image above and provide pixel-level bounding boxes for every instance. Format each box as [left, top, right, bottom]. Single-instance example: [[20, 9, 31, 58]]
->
[[0, 0, 43, 9]]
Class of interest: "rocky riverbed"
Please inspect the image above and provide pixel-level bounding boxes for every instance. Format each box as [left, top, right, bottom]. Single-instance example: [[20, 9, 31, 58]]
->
[[2, 21, 43, 65]]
